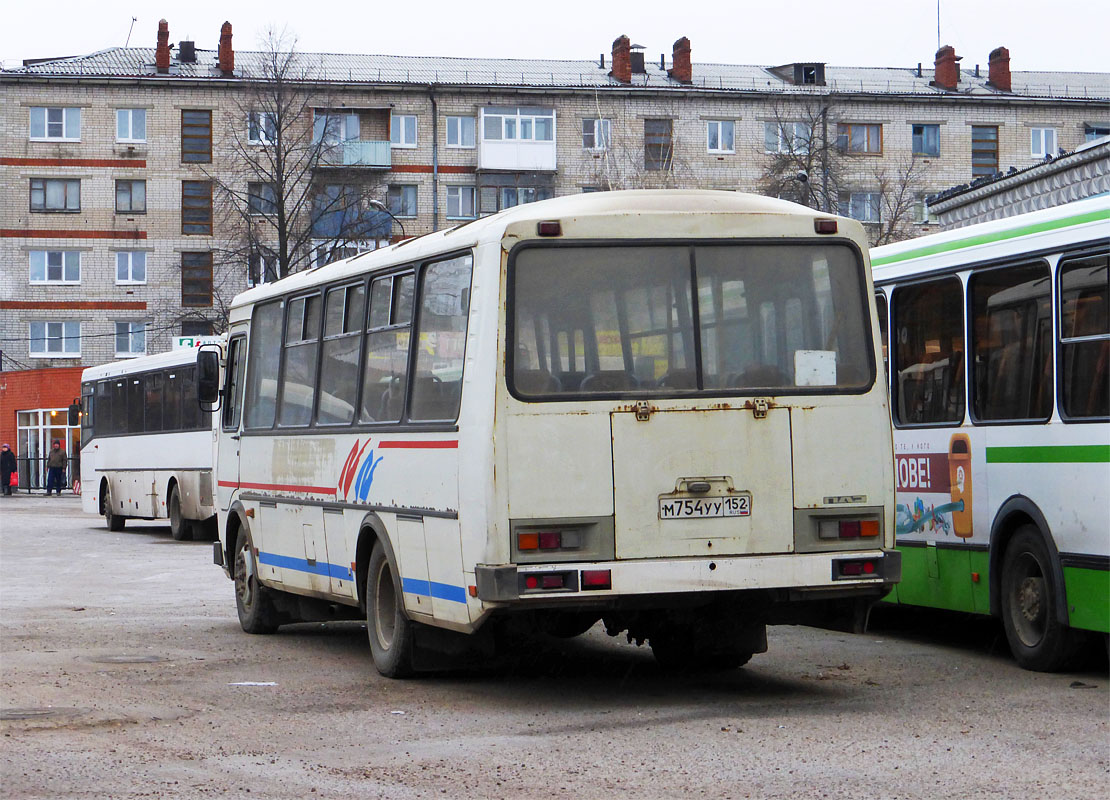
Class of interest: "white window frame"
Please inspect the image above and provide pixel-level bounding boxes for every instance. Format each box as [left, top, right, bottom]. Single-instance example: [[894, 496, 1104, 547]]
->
[[911, 123, 940, 157], [1030, 127, 1057, 159], [764, 122, 812, 155], [913, 195, 937, 225], [248, 111, 277, 145], [840, 192, 882, 223], [28, 321, 80, 357], [313, 110, 360, 146], [114, 321, 147, 358], [446, 185, 476, 219], [388, 184, 418, 218], [582, 118, 612, 151], [390, 114, 418, 148], [29, 250, 81, 284], [116, 108, 147, 143], [706, 120, 735, 154], [481, 108, 555, 143], [29, 106, 80, 141], [116, 251, 147, 285], [446, 116, 475, 148]]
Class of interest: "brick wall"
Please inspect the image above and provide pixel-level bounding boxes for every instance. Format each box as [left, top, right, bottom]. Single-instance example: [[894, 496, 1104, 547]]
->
[[0, 366, 83, 449]]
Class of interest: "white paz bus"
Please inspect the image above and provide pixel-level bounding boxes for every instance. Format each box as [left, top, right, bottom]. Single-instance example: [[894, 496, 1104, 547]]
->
[[80, 347, 218, 540], [872, 195, 1109, 671], [200, 190, 900, 676]]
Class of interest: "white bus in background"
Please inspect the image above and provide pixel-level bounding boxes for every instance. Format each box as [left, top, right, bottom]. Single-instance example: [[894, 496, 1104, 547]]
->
[[80, 347, 218, 540], [200, 190, 900, 677], [871, 195, 1109, 671]]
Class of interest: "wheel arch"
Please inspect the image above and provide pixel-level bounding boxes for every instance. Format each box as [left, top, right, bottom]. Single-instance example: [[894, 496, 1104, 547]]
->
[[989, 494, 1068, 625], [98, 476, 110, 515], [354, 512, 402, 616], [224, 499, 252, 574]]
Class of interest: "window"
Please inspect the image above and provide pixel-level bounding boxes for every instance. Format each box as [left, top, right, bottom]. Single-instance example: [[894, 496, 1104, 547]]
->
[[245, 301, 284, 429], [222, 337, 246, 431], [1030, 127, 1057, 159], [361, 272, 415, 423], [447, 185, 476, 219], [969, 263, 1052, 421], [313, 111, 359, 145], [30, 178, 80, 211], [115, 322, 147, 357], [116, 109, 146, 142], [876, 292, 889, 378], [181, 110, 212, 163], [706, 120, 735, 153], [913, 195, 937, 225], [29, 106, 80, 141], [911, 124, 940, 157], [892, 278, 964, 425], [390, 114, 417, 148], [410, 255, 472, 420], [971, 125, 999, 178], [837, 123, 882, 154], [247, 182, 277, 215], [182, 181, 213, 234], [644, 119, 673, 170], [1085, 124, 1110, 142], [481, 107, 555, 142], [248, 111, 276, 144], [29, 321, 80, 357], [388, 185, 418, 218], [248, 251, 277, 287], [181, 320, 214, 337], [511, 244, 870, 397], [839, 192, 881, 223], [318, 283, 367, 425], [498, 187, 553, 211], [446, 116, 475, 148], [278, 294, 322, 426], [115, 180, 146, 213], [764, 122, 811, 155], [582, 118, 611, 150], [1058, 253, 1109, 418], [30, 251, 80, 284], [144, 372, 164, 433], [116, 251, 147, 284], [181, 252, 213, 307]]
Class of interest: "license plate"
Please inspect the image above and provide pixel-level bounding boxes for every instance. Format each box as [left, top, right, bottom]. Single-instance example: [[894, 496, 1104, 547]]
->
[[658, 494, 751, 519]]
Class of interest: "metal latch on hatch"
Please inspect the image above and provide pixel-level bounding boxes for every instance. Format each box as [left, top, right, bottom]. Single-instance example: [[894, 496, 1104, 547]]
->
[[752, 398, 770, 419], [635, 400, 652, 421]]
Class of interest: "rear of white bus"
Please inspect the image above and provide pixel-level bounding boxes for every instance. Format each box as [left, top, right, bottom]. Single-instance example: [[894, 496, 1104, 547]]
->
[[476, 196, 898, 667]]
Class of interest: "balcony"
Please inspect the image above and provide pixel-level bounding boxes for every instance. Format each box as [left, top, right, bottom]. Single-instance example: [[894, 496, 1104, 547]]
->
[[317, 140, 391, 169]]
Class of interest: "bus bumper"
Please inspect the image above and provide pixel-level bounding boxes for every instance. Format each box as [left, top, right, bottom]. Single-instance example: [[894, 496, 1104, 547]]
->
[[475, 549, 900, 603]]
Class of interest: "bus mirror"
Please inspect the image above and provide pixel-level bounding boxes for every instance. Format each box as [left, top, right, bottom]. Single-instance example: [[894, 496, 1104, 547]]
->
[[67, 403, 80, 427], [197, 350, 221, 406]]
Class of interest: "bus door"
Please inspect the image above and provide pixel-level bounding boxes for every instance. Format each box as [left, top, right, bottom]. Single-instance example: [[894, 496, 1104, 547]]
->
[[218, 333, 247, 514]]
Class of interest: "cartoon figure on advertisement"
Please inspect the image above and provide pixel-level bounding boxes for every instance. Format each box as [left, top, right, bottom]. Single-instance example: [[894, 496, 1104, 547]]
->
[[894, 433, 972, 537]]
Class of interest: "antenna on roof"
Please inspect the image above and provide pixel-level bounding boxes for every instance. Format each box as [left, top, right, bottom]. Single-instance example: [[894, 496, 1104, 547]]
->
[[125, 16, 137, 47], [936, 0, 941, 51]]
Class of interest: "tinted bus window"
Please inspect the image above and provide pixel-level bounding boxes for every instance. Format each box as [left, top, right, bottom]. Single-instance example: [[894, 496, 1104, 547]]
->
[[180, 365, 201, 430], [1059, 253, 1109, 418], [164, 370, 183, 430], [245, 301, 284, 429], [892, 278, 965, 425], [361, 274, 414, 423], [278, 294, 322, 426], [970, 263, 1052, 421], [410, 255, 473, 421], [318, 283, 366, 425], [875, 293, 888, 381], [144, 372, 164, 432]]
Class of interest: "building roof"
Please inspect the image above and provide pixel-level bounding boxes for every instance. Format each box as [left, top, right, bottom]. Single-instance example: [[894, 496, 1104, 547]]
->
[[6, 46, 1108, 101]]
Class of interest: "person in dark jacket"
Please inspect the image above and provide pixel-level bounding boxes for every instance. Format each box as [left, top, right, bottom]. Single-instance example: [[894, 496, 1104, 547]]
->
[[1, 443, 15, 495], [45, 439, 67, 496]]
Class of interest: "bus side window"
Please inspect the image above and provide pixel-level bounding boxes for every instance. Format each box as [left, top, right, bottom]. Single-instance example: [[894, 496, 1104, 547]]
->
[[892, 278, 965, 426], [144, 372, 164, 432], [164, 371, 183, 431], [1059, 253, 1109, 419], [223, 337, 246, 430], [875, 292, 888, 384], [278, 294, 322, 427], [244, 300, 284, 430], [361, 274, 414, 423], [409, 254, 473, 421]]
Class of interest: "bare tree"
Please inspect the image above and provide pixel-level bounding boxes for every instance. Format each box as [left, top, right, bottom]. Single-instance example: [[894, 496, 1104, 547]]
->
[[869, 153, 931, 245]]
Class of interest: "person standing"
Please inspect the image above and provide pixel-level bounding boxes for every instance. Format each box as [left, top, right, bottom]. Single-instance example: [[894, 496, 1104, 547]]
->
[[1, 444, 16, 496], [45, 439, 67, 496]]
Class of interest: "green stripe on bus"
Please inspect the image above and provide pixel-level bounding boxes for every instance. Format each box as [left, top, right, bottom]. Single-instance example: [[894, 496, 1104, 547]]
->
[[985, 445, 1110, 463], [871, 208, 1110, 267]]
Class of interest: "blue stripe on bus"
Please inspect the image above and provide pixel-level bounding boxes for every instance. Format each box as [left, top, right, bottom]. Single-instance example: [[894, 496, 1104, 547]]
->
[[401, 578, 468, 604], [257, 551, 353, 580]]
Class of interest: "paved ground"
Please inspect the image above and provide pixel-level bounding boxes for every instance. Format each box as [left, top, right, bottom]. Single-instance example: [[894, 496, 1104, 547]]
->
[[1, 493, 1107, 799]]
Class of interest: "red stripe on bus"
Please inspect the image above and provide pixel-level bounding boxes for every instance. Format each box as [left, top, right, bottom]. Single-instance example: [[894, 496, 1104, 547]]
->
[[218, 480, 335, 494], [377, 440, 459, 449]]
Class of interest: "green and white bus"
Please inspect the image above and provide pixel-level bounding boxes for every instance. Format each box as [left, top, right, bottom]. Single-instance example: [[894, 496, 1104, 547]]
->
[[871, 195, 1109, 671]]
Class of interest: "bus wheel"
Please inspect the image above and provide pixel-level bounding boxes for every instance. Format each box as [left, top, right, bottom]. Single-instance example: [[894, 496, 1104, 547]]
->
[[168, 485, 192, 541], [104, 486, 125, 532], [366, 540, 414, 678], [234, 528, 277, 634], [1001, 526, 1080, 672]]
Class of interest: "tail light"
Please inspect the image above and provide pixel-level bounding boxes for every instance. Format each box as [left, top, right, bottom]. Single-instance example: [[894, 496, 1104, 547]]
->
[[580, 569, 612, 590], [819, 518, 880, 540], [517, 529, 581, 551]]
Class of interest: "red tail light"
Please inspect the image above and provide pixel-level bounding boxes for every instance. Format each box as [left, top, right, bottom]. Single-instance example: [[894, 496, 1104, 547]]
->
[[580, 569, 612, 590]]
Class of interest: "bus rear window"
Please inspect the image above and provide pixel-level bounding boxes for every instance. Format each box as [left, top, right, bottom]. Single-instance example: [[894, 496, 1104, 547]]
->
[[510, 243, 871, 397]]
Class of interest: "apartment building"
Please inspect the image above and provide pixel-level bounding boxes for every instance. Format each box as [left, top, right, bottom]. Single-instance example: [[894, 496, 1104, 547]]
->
[[2, 21, 1108, 375]]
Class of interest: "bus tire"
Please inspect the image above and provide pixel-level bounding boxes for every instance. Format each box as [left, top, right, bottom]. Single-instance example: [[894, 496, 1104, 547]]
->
[[104, 485, 125, 532], [366, 540, 414, 678], [234, 528, 278, 634], [168, 485, 192, 541], [1000, 525, 1080, 672]]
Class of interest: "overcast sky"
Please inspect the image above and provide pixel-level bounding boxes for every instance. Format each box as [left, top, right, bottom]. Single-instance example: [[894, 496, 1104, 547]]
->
[[2, 0, 1106, 72]]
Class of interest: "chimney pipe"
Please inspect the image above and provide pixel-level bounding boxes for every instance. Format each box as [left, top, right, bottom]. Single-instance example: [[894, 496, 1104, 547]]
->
[[932, 45, 961, 91], [668, 37, 692, 84], [155, 19, 170, 73], [218, 21, 234, 75], [988, 46, 1011, 92], [610, 35, 631, 84]]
